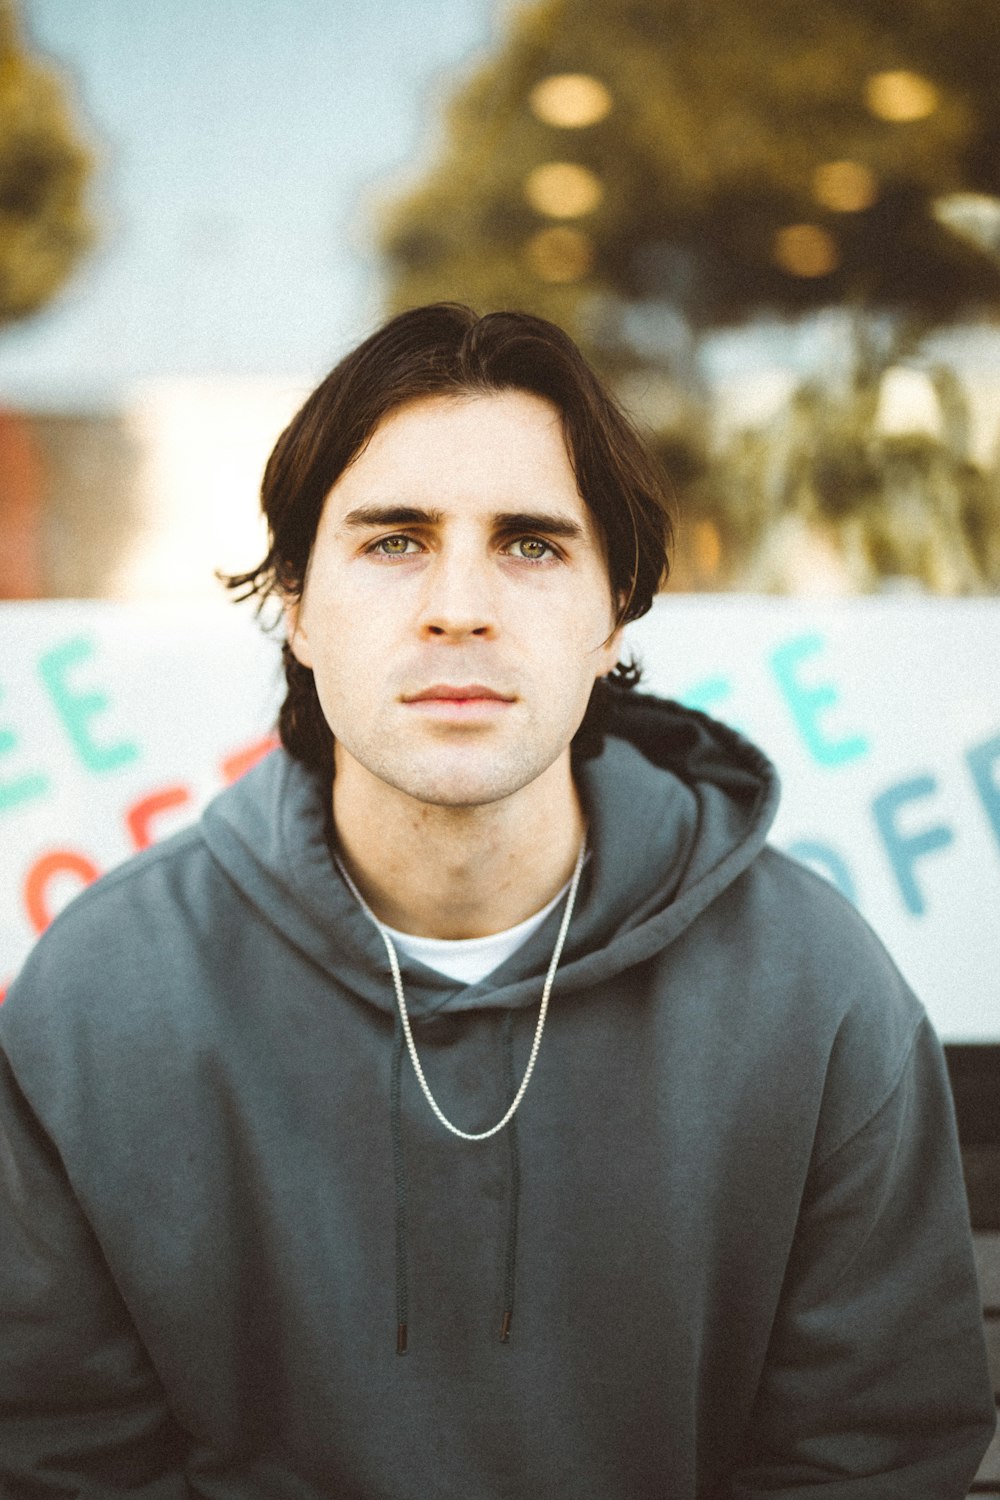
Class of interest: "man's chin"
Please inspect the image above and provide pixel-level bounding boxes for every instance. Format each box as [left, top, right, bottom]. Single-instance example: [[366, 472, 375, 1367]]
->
[[332, 734, 568, 810], [387, 776, 531, 811], [382, 753, 553, 810]]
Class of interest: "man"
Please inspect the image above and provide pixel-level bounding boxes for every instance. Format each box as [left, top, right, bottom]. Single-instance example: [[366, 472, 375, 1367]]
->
[[0, 304, 994, 1498]]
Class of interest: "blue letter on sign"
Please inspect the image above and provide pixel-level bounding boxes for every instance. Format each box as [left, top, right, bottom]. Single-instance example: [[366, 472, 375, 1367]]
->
[[872, 775, 954, 916], [38, 635, 139, 774], [967, 732, 1000, 852], [771, 633, 869, 767], [784, 841, 858, 905]]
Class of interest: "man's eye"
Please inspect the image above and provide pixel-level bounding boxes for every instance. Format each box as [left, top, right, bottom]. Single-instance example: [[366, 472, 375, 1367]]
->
[[369, 535, 419, 557], [507, 536, 555, 562]]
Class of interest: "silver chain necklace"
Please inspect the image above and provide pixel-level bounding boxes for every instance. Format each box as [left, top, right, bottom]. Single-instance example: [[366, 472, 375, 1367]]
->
[[332, 838, 587, 1141]]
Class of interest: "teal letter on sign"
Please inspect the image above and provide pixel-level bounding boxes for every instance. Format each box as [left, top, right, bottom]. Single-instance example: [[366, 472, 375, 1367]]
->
[[872, 775, 954, 916], [38, 635, 139, 774], [0, 688, 48, 812], [784, 840, 858, 904], [681, 676, 733, 716], [967, 732, 1000, 852], [771, 633, 869, 767]]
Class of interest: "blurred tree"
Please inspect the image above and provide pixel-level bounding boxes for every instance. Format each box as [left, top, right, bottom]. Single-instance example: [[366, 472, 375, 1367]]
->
[[677, 364, 1000, 594], [378, 0, 1000, 347], [0, 0, 93, 325], [378, 0, 1000, 596]]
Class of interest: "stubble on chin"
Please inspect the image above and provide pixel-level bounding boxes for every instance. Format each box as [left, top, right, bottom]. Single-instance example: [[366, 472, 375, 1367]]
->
[[334, 712, 573, 814]]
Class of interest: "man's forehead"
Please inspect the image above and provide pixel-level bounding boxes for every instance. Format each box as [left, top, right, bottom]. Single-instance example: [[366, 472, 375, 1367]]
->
[[323, 389, 596, 534], [344, 389, 570, 472]]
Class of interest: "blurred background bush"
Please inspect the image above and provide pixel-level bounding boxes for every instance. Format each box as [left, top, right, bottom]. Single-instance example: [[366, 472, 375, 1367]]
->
[[1, 0, 999, 599]]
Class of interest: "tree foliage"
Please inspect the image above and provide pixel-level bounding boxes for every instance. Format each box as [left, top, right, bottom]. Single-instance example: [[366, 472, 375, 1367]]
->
[[676, 366, 1000, 593], [378, 0, 1000, 337], [0, 0, 93, 327]]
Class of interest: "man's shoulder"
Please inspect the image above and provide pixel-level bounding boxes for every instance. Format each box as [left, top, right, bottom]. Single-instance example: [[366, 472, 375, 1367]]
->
[[734, 841, 920, 1000], [1, 818, 229, 1054], [732, 843, 931, 1147], [0, 749, 330, 1067], [5, 748, 310, 1003], [23, 815, 214, 947]]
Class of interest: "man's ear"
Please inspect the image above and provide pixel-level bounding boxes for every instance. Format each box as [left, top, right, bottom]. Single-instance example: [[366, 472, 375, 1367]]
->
[[595, 621, 625, 681], [284, 595, 313, 669], [598, 595, 628, 678]]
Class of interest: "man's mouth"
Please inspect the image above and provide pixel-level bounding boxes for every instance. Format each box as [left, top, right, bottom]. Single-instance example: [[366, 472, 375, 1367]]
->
[[402, 684, 516, 716], [406, 684, 513, 702]]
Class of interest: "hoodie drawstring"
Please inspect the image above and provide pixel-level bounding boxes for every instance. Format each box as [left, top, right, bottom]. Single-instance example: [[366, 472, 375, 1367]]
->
[[389, 1009, 523, 1352], [500, 1010, 520, 1342], [390, 1015, 410, 1355]]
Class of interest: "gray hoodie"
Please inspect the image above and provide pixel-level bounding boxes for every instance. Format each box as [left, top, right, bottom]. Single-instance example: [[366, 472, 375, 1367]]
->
[[0, 693, 994, 1498]]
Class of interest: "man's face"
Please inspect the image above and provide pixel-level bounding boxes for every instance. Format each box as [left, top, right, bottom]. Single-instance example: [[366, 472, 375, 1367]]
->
[[288, 390, 622, 809]]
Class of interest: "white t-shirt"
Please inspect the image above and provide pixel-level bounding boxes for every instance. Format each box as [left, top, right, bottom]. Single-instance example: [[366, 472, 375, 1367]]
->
[[382, 879, 571, 985]]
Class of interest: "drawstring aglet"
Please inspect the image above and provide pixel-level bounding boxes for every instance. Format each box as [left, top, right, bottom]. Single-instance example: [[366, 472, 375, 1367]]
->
[[500, 1309, 512, 1342], [397, 1322, 408, 1356]]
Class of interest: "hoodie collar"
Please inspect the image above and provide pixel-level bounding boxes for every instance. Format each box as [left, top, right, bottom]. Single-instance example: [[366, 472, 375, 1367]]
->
[[200, 693, 779, 1018]]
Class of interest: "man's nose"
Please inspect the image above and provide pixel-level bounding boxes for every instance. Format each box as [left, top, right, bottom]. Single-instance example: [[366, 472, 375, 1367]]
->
[[416, 550, 498, 639]]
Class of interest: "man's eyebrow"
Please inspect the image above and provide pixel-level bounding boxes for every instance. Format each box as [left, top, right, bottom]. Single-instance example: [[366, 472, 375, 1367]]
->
[[338, 505, 585, 541], [493, 511, 585, 540], [340, 505, 443, 530]]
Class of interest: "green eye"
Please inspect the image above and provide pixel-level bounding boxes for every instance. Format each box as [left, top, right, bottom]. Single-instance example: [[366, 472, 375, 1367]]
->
[[375, 535, 413, 555], [513, 537, 551, 560]]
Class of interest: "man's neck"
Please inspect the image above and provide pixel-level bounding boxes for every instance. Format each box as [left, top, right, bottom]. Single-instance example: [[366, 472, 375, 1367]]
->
[[330, 752, 586, 940]]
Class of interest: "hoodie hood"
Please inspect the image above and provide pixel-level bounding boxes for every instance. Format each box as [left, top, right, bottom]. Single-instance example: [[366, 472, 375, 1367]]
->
[[201, 692, 779, 1018]]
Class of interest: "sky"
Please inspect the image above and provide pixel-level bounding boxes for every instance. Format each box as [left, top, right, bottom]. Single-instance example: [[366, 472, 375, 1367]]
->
[[0, 0, 498, 407]]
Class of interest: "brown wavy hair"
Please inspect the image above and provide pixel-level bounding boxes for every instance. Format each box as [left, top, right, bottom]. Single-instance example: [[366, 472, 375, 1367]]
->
[[225, 303, 674, 775]]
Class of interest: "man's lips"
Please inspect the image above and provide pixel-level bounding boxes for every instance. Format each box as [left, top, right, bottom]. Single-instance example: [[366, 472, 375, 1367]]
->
[[401, 685, 516, 719], [403, 684, 514, 703]]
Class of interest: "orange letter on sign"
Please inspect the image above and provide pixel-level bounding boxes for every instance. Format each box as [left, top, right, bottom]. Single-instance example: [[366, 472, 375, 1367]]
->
[[221, 733, 279, 784], [125, 786, 193, 851], [24, 850, 101, 934]]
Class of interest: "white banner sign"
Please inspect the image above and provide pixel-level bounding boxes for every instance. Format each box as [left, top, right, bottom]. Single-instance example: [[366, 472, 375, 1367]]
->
[[1, 599, 998, 1040]]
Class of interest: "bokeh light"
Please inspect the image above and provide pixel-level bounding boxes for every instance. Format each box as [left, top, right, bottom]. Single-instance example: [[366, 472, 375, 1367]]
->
[[813, 160, 879, 213], [773, 223, 840, 277], [933, 192, 1000, 255], [691, 519, 722, 579], [528, 73, 613, 129], [525, 225, 594, 282], [524, 161, 604, 217], [865, 69, 939, 123]]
